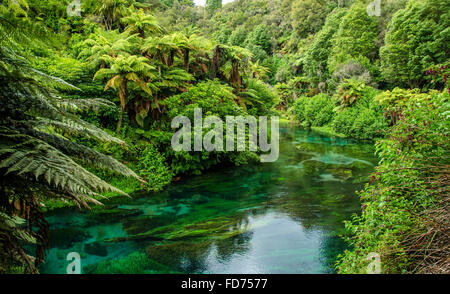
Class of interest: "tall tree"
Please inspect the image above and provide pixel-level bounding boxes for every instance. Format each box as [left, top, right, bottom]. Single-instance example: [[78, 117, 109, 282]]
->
[[328, 1, 379, 76], [206, 0, 222, 13], [290, 0, 330, 38], [78, 29, 137, 70], [95, 0, 131, 30], [94, 54, 156, 131], [121, 8, 163, 38], [380, 0, 450, 88], [303, 8, 348, 86]]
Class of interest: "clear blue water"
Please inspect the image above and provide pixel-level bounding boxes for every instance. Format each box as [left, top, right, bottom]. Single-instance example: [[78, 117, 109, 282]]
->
[[40, 126, 378, 274]]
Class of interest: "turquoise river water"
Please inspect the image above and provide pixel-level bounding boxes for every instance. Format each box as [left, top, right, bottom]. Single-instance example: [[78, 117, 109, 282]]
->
[[40, 126, 378, 274]]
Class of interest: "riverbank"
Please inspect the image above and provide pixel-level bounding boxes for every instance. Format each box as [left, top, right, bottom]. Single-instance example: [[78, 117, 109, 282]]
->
[[336, 91, 449, 273]]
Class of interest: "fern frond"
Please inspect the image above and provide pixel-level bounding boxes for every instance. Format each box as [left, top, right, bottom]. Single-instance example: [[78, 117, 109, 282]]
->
[[32, 117, 126, 145], [25, 128, 142, 181], [0, 128, 129, 204]]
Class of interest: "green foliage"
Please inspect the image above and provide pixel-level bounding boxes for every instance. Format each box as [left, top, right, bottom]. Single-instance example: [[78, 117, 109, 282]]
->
[[350, 108, 386, 140], [290, 0, 331, 38], [380, 0, 450, 88], [121, 8, 162, 37], [328, 1, 378, 76], [293, 79, 387, 140], [292, 96, 309, 122], [163, 80, 259, 175], [84, 252, 172, 274], [303, 8, 347, 86], [337, 90, 450, 273], [293, 93, 334, 127], [332, 81, 387, 140], [2, 0, 450, 275], [332, 107, 358, 136], [245, 24, 272, 55], [229, 26, 247, 46], [243, 78, 278, 115], [136, 145, 173, 192], [304, 93, 334, 127], [206, 0, 222, 13], [334, 78, 367, 107], [0, 9, 142, 273]]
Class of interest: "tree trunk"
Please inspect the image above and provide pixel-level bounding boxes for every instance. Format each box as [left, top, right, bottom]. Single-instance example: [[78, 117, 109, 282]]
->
[[116, 80, 128, 132], [183, 49, 190, 71], [210, 46, 221, 80], [139, 29, 145, 39], [231, 61, 240, 90], [116, 108, 124, 132], [168, 50, 175, 67]]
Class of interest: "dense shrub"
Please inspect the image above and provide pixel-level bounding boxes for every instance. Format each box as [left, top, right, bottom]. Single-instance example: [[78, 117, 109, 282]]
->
[[245, 78, 279, 115], [337, 90, 450, 273], [163, 81, 259, 175], [293, 94, 334, 127], [137, 145, 173, 192], [292, 96, 309, 122], [350, 108, 387, 140], [334, 79, 367, 107], [304, 93, 334, 127], [332, 107, 357, 136]]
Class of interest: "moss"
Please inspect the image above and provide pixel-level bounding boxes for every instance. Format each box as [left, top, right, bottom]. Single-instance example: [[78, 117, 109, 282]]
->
[[312, 125, 347, 138], [84, 252, 177, 274], [295, 143, 320, 153], [190, 194, 209, 204], [326, 167, 353, 180], [86, 206, 142, 224], [121, 216, 174, 235], [145, 241, 213, 270]]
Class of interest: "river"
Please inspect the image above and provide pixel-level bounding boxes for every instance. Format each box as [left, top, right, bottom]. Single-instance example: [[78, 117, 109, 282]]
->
[[40, 125, 378, 274]]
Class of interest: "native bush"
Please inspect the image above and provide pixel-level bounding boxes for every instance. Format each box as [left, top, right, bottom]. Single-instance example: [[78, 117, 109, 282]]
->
[[337, 90, 450, 273], [304, 93, 334, 127], [136, 145, 173, 192]]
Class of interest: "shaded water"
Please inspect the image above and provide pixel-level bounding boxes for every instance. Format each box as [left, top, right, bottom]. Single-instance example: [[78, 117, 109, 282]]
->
[[40, 126, 378, 274]]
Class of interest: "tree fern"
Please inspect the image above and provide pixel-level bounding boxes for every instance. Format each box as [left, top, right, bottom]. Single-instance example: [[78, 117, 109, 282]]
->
[[0, 8, 144, 273]]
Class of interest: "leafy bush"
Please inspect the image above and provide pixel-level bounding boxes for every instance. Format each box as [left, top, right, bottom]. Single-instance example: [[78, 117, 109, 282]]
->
[[332, 107, 357, 136], [334, 79, 369, 107], [332, 82, 387, 140], [293, 94, 334, 127], [163, 81, 259, 175], [137, 145, 173, 192], [337, 90, 450, 273], [304, 93, 334, 127], [292, 96, 309, 122], [244, 78, 278, 115], [350, 108, 387, 140]]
